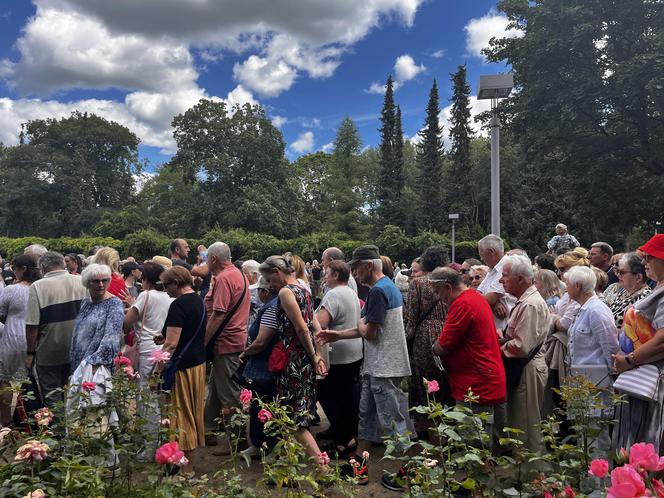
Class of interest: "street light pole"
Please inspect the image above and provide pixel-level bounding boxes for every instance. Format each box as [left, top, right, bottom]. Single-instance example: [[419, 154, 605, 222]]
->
[[477, 74, 513, 237], [449, 213, 459, 263], [490, 99, 501, 237]]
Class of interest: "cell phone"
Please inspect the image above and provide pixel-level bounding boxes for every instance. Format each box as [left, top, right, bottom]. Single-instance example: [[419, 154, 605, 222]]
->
[[199, 251, 208, 262]]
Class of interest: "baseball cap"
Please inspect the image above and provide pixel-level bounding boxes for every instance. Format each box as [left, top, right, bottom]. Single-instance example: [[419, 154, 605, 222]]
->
[[348, 245, 381, 265]]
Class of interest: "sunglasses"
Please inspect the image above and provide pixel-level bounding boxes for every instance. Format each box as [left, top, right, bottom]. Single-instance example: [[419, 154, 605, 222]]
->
[[471, 275, 483, 281]]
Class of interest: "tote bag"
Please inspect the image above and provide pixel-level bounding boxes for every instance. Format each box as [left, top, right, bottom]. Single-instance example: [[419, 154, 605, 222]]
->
[[613, 363, 662, 402]]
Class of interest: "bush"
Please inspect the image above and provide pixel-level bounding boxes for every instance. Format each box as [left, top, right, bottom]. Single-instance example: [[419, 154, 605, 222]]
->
[[121, 230, 170, 261], [0, 237, 48, 260], [47, 237, 123, 257]]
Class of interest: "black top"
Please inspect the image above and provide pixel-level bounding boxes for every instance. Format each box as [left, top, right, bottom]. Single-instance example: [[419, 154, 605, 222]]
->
[[172, 258, 193, 271], [162, 292, 207, 370]]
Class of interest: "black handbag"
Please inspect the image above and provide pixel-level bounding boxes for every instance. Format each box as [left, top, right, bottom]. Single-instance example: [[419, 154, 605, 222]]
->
[[161, 300, 206, 391], [503, 342, 543, 389]]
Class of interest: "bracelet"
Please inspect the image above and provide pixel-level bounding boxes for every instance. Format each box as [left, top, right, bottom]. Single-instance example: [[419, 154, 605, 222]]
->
[[626, 353, 638, 366]]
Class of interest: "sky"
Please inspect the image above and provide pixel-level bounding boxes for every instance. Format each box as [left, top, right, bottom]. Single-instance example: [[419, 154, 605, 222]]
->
[[0, 0, 519, 170]]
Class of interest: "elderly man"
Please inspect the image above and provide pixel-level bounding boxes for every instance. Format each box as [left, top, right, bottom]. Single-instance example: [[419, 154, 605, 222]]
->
[[317, 245, 411, 491], [431, 267, 506, 426], [24, 243, 48, 264], [322, 247, 358, 294], [477, 234, 517, 333], [203, 242, 251, 449], [546, 224, 580, 256], [25, 251, 87, 406], [589, 241, 618, 285], [497, 254, 549, 454], [169, 238, 192, 270]]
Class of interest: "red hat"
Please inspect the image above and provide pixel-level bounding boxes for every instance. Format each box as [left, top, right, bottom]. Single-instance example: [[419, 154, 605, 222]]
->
[[638, 234, 664, 260]]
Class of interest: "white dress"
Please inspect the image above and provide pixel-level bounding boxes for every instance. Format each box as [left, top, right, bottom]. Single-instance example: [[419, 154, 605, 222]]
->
[[0, 284, 29, 382]]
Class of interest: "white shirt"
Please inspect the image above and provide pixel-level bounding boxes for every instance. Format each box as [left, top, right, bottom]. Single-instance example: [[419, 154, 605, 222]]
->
[[132, 290, 175, 353], [477, 256, 517, 331]]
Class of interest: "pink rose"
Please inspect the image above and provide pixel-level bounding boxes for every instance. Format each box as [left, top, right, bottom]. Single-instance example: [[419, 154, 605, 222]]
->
[[544, 493, 553, 498], [148, 349, 171, 364], [589, 458, 610, 478], [161, 418, 170, 428], [239, 388, 252, 407], [427, 380, 440, 394], [362, 450, 370, 460], [123, 366, 138, 380], [81, 381, 96, 392], [23, 490, 47, 498], [34, 408, 53, 427], [564, 486, 575, 498], [155, 441, 185, 466], [113, 354, 132, 367], [607, 465, 647, 498], [257, 409, 273, 423], [317, 451, 330, 466], [629, 442, 664, 473], [15, 440, 49, 462]]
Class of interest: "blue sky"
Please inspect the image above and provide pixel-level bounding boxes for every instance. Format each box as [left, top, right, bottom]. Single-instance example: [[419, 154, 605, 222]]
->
[[0, 0, 516, 170]]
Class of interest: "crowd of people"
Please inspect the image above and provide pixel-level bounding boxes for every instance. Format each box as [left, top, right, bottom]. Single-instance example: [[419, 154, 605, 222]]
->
[[0, 226, 663, 491]]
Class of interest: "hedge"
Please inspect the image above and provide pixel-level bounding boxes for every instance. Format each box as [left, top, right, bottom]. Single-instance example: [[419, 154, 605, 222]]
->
[[0, 228, 481, 265]]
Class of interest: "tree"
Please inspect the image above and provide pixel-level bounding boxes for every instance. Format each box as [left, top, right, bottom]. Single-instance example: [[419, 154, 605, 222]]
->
[[447, 65, 473, 222], [170, 99, 301, 238], [0, 112, 140, 237], [417, 80, 444, 231], [376, 76, 404, 225]]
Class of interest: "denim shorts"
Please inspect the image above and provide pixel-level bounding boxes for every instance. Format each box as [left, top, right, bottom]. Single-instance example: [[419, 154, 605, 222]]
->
[[358, 375, 410, 443]]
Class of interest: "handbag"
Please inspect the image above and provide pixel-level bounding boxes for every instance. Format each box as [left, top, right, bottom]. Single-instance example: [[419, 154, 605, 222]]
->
[[121, 292, 149, 369], [267, 337, 298, 374], [503, 342, 544, 389], [161, 300, 207, 391], [613, 363, 662, 402]]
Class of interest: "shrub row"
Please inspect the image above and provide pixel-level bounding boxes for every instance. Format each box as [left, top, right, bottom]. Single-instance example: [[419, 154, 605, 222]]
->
[[0, 226, 481, 265]]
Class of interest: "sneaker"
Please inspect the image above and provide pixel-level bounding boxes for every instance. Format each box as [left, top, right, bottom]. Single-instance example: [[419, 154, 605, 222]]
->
[[240, 445, 261, 460], [381, 472, 405, 492]]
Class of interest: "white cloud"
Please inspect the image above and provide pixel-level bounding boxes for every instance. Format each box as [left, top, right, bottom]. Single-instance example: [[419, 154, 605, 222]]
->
[[321, 142, 334, 153], [430, 49, 446, 58], [366, 53, 423, 93], [290, 131, 314, 153], [409, 96, 492, 149], [271, 115, 288, 128], [464, 10, 523, 59], [394, 54, 425, 82], [233, 55, 297, 98], [0, 0, 426, 150]]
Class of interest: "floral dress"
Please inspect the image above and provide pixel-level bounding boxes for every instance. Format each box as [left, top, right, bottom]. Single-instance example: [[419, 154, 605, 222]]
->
[[404, 277, 449, 413], [275, 284, 316, 428], [0, 284, 30, 382]]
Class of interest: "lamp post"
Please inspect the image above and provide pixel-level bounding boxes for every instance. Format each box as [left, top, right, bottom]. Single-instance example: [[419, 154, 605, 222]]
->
[[477, 74, 513, 237], [449, 213, 459, 263]]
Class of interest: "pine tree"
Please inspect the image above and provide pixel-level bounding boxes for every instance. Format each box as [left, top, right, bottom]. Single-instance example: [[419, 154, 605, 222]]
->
[[377, 75, 404, 225], [447, 64, 473, 220], [417, 79, 444, 230]]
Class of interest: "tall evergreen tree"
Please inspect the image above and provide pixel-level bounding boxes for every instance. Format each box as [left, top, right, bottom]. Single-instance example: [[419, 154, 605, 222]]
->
[[377, 75, 404, 225], [417, 79, 444, 230], [447, 64, 473, 221]]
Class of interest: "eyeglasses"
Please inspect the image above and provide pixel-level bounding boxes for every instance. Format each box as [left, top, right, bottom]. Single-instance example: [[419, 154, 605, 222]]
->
[[90, 278, 110, 285], [615, 269, 633, 276]]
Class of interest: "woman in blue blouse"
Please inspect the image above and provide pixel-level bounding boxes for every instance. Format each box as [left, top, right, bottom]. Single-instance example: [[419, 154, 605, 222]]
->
[[70, 263, 124, 372]]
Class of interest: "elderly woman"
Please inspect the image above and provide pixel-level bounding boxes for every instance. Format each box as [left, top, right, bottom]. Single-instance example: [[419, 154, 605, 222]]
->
[[404, 246, 449, 438], [601, 252, 651, 330], [158, 266, 207, 477], [315, 260, 362, 455], [93, 247, 127, 299], [238, 277, 280, 457], [612, 235, 664, 451], [70, 263, 124, 374], [469, 264, 490, 290], [258, 254, 328, 467], [0, 255, 40, 425]]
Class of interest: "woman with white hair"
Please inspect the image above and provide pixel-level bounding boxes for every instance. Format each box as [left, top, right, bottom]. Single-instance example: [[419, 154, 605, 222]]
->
[[70, 264, 125, 373], [565, 266, 619, 370]]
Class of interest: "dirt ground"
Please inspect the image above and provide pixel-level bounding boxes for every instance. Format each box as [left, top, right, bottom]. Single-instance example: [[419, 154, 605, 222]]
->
[[195, 411, 404, 497]]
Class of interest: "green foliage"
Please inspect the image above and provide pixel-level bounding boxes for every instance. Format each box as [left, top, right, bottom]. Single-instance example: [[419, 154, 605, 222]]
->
[[121, 229, 170, 261]]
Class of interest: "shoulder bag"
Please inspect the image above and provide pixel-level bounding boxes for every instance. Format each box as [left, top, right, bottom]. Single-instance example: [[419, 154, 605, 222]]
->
[[121, 291, 149, 369], [613, 363, 662, 402], [204, 275, 248, 361], [503, 342, 544, 389], [161, 299, 206, 391]]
